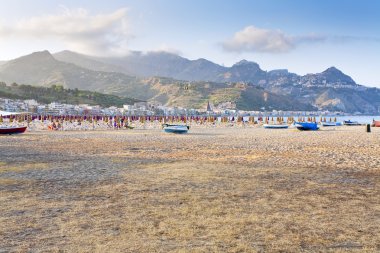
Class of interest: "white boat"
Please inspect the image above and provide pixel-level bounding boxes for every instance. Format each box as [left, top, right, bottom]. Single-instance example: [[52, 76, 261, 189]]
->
[[322, 122, 342, 127], [263, 124, 289, 129], [162, 124, 189, 134]]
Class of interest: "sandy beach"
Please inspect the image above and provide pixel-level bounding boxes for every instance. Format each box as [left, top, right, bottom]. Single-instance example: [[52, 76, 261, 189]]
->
[[0, 126, 379, 252]]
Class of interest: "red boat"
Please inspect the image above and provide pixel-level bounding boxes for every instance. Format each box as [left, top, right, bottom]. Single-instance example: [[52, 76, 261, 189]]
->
[[372, 120, 380, 127], [0, 126, 27, 135]]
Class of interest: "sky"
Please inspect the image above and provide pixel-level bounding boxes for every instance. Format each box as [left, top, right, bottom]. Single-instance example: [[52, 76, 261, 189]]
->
[[0, 0, 379, 86]]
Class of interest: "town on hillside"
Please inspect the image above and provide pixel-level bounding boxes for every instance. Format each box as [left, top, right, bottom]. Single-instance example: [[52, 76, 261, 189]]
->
[[0, 97, 353, 117]]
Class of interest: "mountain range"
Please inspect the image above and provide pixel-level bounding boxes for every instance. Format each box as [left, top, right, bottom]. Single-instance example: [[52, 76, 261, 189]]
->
[[1, 50, 379, 113]]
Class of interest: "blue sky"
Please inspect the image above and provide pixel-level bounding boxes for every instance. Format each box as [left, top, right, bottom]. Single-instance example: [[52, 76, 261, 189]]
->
[[0, 0, 379, 86]]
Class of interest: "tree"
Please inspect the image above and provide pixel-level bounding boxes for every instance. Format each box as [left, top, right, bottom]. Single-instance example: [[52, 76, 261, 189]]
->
[[55, 85, 64, 92]]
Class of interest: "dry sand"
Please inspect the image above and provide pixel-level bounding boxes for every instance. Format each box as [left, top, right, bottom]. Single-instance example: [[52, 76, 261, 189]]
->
[[0, 126, 379, 252]]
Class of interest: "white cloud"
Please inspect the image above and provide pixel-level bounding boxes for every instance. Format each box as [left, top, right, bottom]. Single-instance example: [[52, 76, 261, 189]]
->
[[150, 44, 183, 55], [0, 7, 132, 56], [222, 26, 325, 53], [330, 35, 380, 43]]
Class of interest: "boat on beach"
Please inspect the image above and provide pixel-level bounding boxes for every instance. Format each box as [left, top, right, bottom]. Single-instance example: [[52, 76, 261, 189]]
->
[[263, 124, 289, 129], [162, 124, 189, 134], [372, 120, 380, 127], [343, 120, 361, 126], [294, 122, 319, 131], [322, 122, 342, 127], [0, 126, 27, 135]]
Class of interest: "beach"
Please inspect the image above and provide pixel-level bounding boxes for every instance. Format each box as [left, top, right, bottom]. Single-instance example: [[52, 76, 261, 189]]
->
[[0, 126, 379, 252]]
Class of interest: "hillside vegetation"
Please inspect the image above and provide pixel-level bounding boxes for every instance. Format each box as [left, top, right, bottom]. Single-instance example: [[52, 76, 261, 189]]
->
[[0, 83, 139, 107]]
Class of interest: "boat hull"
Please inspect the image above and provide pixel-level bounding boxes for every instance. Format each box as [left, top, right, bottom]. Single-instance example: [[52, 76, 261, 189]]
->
[[295, 122, 319, 131], [322, 122, 342, 127], [163, 124, 189, 134], [263, 124, 288, 129], [164, 128, 188, 134], [0, 126, 27, 135], [372, 120, 380, 127], [343, 121, 361, 126]]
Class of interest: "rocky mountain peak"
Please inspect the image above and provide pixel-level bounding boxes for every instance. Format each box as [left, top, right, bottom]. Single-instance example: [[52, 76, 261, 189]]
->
[[268, 69, 289, 76], [231, 60, 262, 73], [320, 66, 356, 85], [323, 66, 343, 75], [233, 59, 259, 67], [11, 50, 56, 65], [29, 50, 54, 59]]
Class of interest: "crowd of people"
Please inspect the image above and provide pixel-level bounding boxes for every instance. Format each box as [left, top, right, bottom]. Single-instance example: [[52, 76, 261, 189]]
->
[[0, 114, 338, 131]]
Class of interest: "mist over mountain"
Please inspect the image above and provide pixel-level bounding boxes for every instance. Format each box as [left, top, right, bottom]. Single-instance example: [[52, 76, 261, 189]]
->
[[0, 51, 141, 94], [52, 50, 360, 86], [54, 50, 227, 81], [1, 50, 379, 113]]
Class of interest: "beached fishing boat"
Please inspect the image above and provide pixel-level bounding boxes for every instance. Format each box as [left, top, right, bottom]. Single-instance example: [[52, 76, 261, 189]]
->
[[343, 120, 361, 126], [263, 124, 288, 129], [0, 126, 27, 135], [372, 120, 380, 127], [322, 122, 342, 127], [294, 122, 319, 131], [162, 124, 189, 134]]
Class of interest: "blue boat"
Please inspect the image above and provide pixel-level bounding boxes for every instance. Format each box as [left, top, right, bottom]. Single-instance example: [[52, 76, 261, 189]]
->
[[322, 122, 342, 127], [343, 120, 361, 126], [294, 122, 319, 131], [162, 124, 189, 134]]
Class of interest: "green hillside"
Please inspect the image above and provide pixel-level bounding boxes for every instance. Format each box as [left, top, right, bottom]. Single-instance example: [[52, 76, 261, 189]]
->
[[112, 78, 315, 111], [0, 83, 140, 107]]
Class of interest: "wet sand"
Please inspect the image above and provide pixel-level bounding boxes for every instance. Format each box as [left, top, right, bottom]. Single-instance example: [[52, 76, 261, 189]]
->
[[0, 126, 379, 252]]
